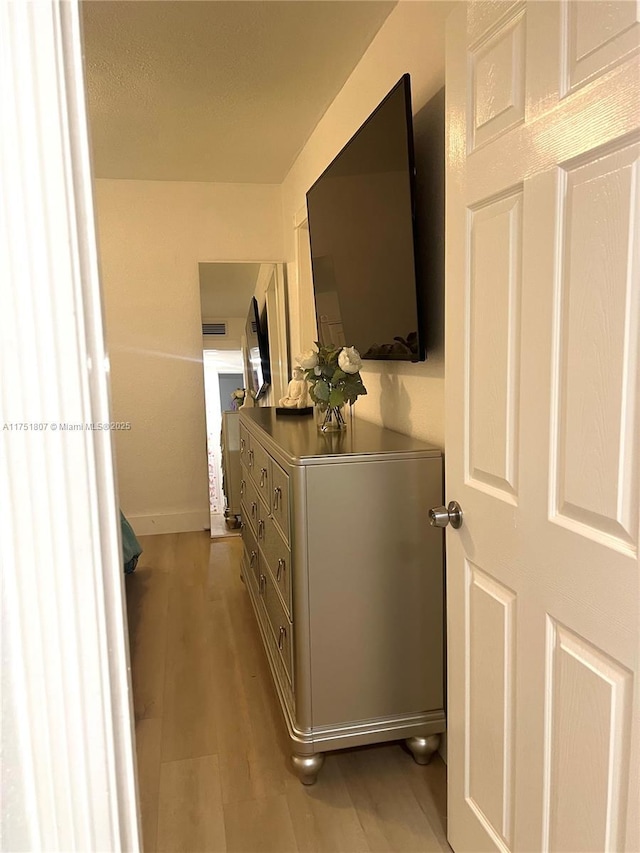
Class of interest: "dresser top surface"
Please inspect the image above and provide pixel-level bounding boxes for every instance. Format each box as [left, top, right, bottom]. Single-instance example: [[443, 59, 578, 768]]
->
[[240, 408, 441, 465]]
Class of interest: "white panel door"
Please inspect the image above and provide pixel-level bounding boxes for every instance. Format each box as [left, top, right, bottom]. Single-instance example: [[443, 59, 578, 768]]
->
[[445, 3, 639, 851]]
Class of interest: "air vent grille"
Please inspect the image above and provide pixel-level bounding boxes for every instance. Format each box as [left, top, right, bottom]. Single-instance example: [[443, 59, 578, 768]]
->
[[202, 322, 227, 336]]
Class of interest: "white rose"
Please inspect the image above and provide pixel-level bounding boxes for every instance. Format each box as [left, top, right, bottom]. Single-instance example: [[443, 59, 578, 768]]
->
[[338, 346, 363, 374], [297, 349, 319, 370]]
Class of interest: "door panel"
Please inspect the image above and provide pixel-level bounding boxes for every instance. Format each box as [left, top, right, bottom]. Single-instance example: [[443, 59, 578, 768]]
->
[[563, 0, 640, 95], [470, 8, 526, 151], [467, 188, 523, 500], [466, 563, 516, 850], [551, 139, 639, 551], [542, 620, 633, 853]]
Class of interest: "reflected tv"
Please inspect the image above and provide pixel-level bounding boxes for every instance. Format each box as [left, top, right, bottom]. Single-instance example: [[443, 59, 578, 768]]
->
[[244, 297, 270, 400], [306, 74, 424, 361]]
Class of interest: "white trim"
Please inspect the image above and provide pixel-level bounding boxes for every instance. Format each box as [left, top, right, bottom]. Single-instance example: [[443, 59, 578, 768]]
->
[[294, 204, 308, 228], [294, 216, 317, 358], [0, 2, 140, 850], [198, 257, 285, 266], [265, 264, 291, 401], [129, 511, 211, 536]]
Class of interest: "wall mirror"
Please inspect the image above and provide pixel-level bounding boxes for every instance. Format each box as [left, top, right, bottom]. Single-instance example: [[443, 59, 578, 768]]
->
[[198, 261, 290, 530]]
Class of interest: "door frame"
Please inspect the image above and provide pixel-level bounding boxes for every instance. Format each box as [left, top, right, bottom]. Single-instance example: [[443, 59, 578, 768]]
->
[[264, 263, 291, 403], [1, 2, 140, 849]]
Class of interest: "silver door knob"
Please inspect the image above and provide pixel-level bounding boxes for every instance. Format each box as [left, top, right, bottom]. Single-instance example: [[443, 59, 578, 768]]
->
[[429, 501, 463, 529]]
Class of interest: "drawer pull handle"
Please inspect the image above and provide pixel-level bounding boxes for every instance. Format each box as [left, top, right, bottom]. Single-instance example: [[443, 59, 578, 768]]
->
[[251, 502, 257, 519], [240, 438, 245, 452], [259, 574, 266, 595], [277, 558, 285, 582], [248, 449, 254, 468], [258, 519, 264, 539], [250, 550, 257, 568], [273, 487, 281, 510], [240, 480, 245, 497], [278, 626, 286, 650], [260, 467, 267, 487]]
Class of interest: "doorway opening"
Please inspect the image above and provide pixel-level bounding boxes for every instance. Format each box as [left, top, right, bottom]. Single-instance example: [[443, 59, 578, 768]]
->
[[202, 349, 244, 536]]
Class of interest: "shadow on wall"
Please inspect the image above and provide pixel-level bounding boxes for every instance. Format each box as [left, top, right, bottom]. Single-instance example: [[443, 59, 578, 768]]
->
[[379, 368, 413, 430], [413, 86, 445, 360]]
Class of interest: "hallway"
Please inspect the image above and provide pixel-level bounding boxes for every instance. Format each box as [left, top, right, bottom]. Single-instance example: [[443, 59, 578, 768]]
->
[[126, 531, 449, 852]]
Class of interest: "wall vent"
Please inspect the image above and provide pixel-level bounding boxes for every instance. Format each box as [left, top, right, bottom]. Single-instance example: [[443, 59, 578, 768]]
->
[[202, 322, 227, 336]]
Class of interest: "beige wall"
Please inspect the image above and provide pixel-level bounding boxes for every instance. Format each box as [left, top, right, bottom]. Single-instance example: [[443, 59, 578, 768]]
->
[[282, 1, 452, 448], [95, 179, 283, 533]]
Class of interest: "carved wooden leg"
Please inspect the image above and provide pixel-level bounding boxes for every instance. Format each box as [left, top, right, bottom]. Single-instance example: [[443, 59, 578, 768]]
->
[[405, 734, 440, 765], [291, 752, 325, 785]]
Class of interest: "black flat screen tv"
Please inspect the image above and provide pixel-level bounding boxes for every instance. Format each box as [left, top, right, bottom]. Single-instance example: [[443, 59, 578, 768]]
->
[[306, 74, 424, 362], [244, 297, 270, 400]]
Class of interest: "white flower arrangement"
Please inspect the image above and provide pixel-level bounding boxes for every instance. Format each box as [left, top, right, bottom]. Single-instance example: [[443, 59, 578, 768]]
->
[[297, 343, 367, 411]]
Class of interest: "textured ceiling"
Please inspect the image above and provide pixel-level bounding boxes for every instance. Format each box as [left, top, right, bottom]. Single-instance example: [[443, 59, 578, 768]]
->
[[82, 0, 396, 183], [199, 262, 262, 318]]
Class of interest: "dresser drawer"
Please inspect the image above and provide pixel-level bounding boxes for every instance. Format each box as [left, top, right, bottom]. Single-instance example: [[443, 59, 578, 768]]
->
[[240, 466, 260, 537], [250, 440, 272, 507], [256, 500, 291, 616], [245, 433, 258, 482], [270, 459, 290, 541], [239, 467, 248, 505], [257, 568, 292, 684], [242, 521, 261, 589], [239, 422, 250, 469]]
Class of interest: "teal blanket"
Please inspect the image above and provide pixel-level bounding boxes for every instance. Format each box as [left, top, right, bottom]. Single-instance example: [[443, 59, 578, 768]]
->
[[121, 511, 142, 574]]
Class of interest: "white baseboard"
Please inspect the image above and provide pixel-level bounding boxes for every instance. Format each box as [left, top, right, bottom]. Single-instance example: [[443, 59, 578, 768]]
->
[[128, 510, 210, 536]]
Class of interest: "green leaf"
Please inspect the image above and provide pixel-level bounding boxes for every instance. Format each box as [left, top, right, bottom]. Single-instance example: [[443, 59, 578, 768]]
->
[[332, 368, 346, 383], [339, 372, 367, 403], [314, 380, 330, 402], [343, 375, 358, 390], [329, 388, 345, 407]]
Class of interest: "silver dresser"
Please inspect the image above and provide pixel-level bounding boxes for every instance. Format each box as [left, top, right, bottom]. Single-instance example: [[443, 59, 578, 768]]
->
[[239, 408, 446, 784]]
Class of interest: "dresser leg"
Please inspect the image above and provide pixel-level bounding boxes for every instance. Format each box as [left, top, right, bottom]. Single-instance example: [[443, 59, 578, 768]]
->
[[405, 734, 440, 765], [291, 752, 325, 785]]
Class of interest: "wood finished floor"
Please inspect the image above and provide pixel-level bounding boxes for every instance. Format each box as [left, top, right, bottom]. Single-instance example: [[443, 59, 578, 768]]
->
[[126, 531, 450, 853]]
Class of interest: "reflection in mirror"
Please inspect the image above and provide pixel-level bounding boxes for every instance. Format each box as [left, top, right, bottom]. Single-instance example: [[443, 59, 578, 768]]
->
[[245, 295, 271, 401], [198, 261, 289, 536]]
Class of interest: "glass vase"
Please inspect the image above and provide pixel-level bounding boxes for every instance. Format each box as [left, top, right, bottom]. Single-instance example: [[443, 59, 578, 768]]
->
[[316, 405, 347, 433]]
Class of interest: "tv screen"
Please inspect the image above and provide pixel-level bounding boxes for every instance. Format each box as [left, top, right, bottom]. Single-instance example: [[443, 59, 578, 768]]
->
[[306, 74, 423, 361], [244, 297, 270, 400]]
